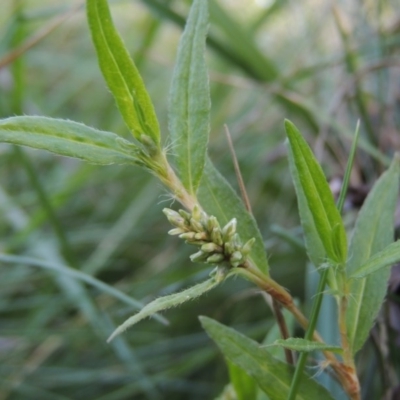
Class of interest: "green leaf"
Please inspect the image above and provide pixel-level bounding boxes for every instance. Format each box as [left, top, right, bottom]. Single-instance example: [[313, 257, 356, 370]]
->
[[198, 158, 269, 274], [87, 0, 160, 145], [286, 136, 325, 268], [350, 240, 400, 279], [285, 119, 347, 264], [0, 116, 138, 165], [269, 338, 343, 354], [168, 0, 210, 194], [108, 268, 226, 342], [346, 155, 400, 354], [200, 317, 334, 400], [227, 360, 257, 400]]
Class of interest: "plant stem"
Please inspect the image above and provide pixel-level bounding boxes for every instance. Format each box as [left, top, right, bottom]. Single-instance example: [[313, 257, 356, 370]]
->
[[157, 153, 198, 211], [287, 267, 329, 400], [272, 299, 294, 364]]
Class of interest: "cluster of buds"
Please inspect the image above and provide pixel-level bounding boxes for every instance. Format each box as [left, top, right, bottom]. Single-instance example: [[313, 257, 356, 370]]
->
[[163, 205, 255, 268]]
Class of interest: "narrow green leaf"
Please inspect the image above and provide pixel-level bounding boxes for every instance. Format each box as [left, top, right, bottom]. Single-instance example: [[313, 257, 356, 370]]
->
[[227, 360, 257, 400], [108, 268, 226, 342], [169, 0, 210, 194], [200, 317, 334, 400], [286, 138, 325, 268], [0, 116, 138, 165], [351, 241, 400, 279], [87, 0, 160, 145], [269, 338, 343, 354], [198, 158, 269, 274], [285, 119, 347, 264], [346, 155, 400, 354]]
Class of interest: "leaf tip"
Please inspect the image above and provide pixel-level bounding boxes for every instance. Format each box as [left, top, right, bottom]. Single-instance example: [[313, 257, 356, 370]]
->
[[199, 315, 212, 330]]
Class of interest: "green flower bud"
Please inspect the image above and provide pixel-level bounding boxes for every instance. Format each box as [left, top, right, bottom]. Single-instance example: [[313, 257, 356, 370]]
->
[[168, 228, 185, 236], [190, 218, 204, 233], [190, 250, 208, 263], [206, 253, 225, 264], [189, 240, 208, 246], [230, 251, 243, 262], [201, 243, 223, 253], [192, 204, 202, 221], [179, 232, 196, 241], [211, 227, 223, 246], [230, 233, 241, 248], [207, 216, 220, 232], [178, 209, 191, 221], [230, 251, 244, 268], [163, 208, 185, 227], [194, 232, 208, 241], [224, 241, 234, 255], [222, 218, 237, 241], [241, 237, 255, 255]]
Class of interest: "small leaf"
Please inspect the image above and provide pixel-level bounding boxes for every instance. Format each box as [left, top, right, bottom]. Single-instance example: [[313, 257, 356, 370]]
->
[[200, 317, 334, 400], [0, 116, 138, 165], [108, 268, 226, 342], [198, 158, 269, 274], [169, 0, 210, 194], [87, 0, 160, 145], [269, 338, 343, 354], [285, 120, 347, 264], [351, 241, 400, 279], [346, 155, 400, 354]]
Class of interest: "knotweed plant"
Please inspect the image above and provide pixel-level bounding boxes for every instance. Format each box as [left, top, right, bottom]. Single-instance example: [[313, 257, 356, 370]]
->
[[1, 1, 400, 399]]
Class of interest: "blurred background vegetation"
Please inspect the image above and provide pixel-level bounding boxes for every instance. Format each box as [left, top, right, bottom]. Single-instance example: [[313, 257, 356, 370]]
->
[[0, 0, 399, 399]]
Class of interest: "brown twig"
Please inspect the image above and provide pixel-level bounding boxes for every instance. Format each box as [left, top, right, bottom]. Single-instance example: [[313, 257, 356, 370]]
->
[[272, 298, 294, 364], [224, 124, 253, 214]]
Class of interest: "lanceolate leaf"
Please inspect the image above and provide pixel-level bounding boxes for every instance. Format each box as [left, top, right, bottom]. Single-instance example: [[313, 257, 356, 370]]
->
[[350, 240, 400, 279], [87, 0, 160, 145], [346, 155, 400, 354], [200, 317, 334, 400], [285, 120, 347, 264], [198, 158, 269, 274], [169, 0, 210, 194], [107, 268, 226, 342], [286, 138, 325, 267], [0, 116, 138, 165], [270, 338, 343, 354]]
